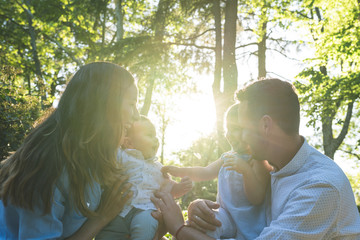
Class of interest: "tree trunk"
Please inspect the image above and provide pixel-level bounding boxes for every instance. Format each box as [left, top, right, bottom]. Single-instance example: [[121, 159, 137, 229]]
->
[[313, 7, 354, 160], [140, 76, 155, 115], [115, 0, 124, 41], [223, 0, 238, 97], [159, 105, 169, 164], [26, 73, 31, 95], [140, 0, 169, 116], [212, 0, 224, 138], [24, 1, 45, 104], [213, 0, 238, 151], [322, 101, 354, 159], [101, 7, 107, 45], [258, 21, 267, 78]]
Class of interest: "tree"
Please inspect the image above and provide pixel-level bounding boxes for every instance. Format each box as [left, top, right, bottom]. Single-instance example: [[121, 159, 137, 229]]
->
[[295, 0, 360, 159], [0, 65, 42, 160], [0, 0, 87, 105]]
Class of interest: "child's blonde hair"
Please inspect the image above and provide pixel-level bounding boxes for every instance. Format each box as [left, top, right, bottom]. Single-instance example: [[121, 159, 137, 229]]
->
[[224, 103, 240, 132]]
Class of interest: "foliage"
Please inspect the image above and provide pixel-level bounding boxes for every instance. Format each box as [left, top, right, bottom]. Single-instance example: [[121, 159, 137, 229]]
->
[[0, 66, 42, 160], [168, 132, 229, 210], [347, 173, 360, 205], [294, 0, 360, 159]]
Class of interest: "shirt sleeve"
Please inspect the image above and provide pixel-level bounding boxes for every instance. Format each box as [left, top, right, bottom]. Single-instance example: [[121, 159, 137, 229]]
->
[[256, 182, 340, 239], [17, 187, 66, 240]]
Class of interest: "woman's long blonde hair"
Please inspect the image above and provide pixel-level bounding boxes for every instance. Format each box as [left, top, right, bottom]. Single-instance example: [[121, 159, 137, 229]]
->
[[0, 62, 134, 217]]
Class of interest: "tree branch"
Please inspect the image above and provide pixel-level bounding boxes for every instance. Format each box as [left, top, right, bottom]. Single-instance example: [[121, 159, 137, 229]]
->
[[340, 148, 360, 160], [0, 14, 28, 31], [267, 47, 301, 61], [42, 33, 83, 66], [235, 42, 258, 49], [164, 42, 214, 50], [334, 101, 355, 148], [267, 37, 298, 44], [180, 28, 216, 41], [267, 71, 293, 81]]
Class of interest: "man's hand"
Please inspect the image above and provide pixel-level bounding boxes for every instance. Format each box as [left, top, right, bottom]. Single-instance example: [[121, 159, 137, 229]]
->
[[187, 199, 221, 232], [151, 191, 185, 235]]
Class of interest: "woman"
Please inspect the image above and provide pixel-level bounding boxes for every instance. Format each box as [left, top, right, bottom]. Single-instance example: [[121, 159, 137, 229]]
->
[[0, 62, 139, 239]]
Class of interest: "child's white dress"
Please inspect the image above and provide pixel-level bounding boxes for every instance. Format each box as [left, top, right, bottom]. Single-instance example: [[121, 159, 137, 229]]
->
[[118, 148, 164, 217], [96, 148, 164, 240]]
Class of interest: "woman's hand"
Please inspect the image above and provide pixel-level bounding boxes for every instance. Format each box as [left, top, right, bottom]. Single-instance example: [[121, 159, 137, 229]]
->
[[65, 176, 133, 240], [150, 191, 185, 235], [96, 175, 133, 223], [187, 199, 221, 232]]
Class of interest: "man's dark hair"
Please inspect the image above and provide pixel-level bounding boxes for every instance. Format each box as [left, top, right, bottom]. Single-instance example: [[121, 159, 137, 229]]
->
[[236, 78, 300, 135]]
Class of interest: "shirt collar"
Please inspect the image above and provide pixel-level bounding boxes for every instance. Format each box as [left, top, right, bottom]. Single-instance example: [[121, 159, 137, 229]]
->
[[271, 137, 310, 178], [124, 149, 157, 162]]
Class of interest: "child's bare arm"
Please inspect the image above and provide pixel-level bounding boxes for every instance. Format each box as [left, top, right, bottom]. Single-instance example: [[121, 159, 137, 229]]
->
[[223, 157, 270, 205], [247, 160, 271, 202], [242, 160, 270, 205], [161, 158, 223, 182]]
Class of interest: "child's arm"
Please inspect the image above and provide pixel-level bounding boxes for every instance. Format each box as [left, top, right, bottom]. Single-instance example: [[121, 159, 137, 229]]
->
[[161, 158, 223, 182], [248, 160, 272, 202], [223, 158, 271, 205]]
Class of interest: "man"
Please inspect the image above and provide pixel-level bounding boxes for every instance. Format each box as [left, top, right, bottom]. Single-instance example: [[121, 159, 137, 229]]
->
[[188, 78, 360, 239]]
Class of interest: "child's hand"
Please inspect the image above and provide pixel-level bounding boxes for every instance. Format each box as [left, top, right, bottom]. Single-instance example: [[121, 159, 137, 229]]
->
[[223, 156, 251, 174], [171, 176, 193, 198], [161, 165, 184, 178]]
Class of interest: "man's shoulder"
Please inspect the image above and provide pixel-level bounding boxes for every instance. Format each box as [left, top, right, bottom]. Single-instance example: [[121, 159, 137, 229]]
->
[[306, 146, 346, 178], [296, 145, 353, 194]]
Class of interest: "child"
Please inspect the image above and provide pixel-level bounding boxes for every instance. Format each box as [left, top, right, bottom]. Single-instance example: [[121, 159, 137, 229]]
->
[[96, 116, 192, 240], [162, 103, 272, 240]]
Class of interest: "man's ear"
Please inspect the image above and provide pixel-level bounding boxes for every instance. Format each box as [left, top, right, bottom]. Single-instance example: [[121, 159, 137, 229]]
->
[[122, 137, 133, 149], [261, 115, 273, 136]]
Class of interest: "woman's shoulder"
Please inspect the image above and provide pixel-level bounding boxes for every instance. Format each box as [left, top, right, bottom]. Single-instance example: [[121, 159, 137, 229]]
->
[[54, 168, 71, 201]]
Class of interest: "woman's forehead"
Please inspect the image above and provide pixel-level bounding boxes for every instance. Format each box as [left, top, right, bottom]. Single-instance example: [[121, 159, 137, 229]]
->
[[124, 84, 138, 100]]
